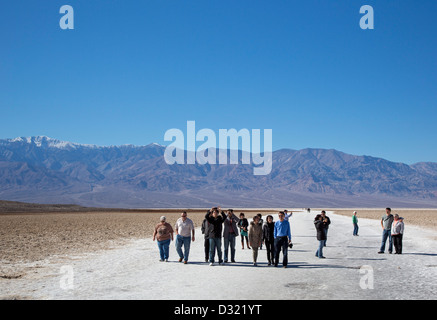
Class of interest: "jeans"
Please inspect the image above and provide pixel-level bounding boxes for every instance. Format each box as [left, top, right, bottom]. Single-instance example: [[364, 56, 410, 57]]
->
[[353, 223, 359, 236], [380, 229, 393, 253], [209, 237, 223, 263], [175, 235, 191, 262], [323, 228, 328, 246], [274, 236, 288, 267], [157, 239, 171, 260], [315, 240, 324, 258], [224, 234, 236, 262]]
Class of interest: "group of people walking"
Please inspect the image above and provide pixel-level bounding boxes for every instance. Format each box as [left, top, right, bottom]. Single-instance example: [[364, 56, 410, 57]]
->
[[152, 207, 406, 266]]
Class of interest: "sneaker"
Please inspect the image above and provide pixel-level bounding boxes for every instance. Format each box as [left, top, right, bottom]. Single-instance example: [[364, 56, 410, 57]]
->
[[231, 260, 236, 263], [253, 262, 257, 266], [184, 261, 188, 264], [179, 258, 183, 262], [209, 262, 214, 266], [159, 259, 164, 262], [378, 251, 384, 254], [165, 259, 168, 262]]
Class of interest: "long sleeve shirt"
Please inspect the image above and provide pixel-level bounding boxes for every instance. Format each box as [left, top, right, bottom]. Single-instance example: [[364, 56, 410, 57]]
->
[[274, 220, 291, 239]]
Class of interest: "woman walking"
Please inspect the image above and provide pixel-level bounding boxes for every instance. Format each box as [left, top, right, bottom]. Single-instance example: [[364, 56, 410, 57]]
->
[[238, 213, 250, 249], [153, 216, 174, 262], [262, 215, 275, 265], [249, 215, 263, 266], [314, 214, 327, 259], [391, 214, 405, 254]]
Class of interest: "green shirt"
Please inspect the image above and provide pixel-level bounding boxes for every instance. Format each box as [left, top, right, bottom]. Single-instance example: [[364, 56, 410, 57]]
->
[[352, 215, 358, 223]]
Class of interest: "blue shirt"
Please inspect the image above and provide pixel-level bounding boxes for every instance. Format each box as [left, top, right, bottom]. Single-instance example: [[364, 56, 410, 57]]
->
[[274, 220, 291, 239]]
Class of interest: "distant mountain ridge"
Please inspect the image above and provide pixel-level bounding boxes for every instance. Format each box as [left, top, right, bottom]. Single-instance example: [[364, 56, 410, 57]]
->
[[0, 136, 436, 208]]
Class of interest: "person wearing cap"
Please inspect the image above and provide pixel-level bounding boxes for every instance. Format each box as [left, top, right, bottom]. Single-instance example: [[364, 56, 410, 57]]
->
[[153, 216, 174, 262], [352, 211, 359, 236], [175, 211, 195, 264]]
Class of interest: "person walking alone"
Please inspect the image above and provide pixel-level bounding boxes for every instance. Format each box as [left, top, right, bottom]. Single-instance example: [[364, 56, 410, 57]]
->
[[352, 211, 359, 236], [175, 211, 195, 264]]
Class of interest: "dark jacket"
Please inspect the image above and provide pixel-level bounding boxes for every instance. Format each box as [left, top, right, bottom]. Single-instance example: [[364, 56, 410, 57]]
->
[[314, 220, 328, 241], [201, 219, 211, 240], [262, 222, 275, 242], [322, 216, 331, 229], [223, 214, 240, 239], [205, 211, 227, 238]]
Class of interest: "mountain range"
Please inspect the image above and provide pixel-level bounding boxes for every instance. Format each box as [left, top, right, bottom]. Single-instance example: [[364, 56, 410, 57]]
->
[[0, 136, 436, 208]]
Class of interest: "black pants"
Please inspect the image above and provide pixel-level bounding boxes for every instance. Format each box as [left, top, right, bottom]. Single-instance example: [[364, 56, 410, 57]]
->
[[392, 234, 403, 254], [265, 239, 275, 263], [204, 238, 210, 261], [274, 236, 288, 267]]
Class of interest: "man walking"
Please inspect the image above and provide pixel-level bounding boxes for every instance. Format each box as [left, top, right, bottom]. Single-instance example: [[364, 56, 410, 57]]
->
[[274, 211, 292, 268], [175, 211, 195, 264], [223, 209, 240, 263], [378, 208, 394, 254]]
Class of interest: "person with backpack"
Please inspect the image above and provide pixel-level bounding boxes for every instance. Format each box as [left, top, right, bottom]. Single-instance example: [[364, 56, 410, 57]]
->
[[314, 214, 328, 259]]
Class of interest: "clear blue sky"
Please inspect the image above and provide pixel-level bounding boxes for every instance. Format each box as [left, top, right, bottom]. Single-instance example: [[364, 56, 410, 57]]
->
[[1, 0, 436, 164]]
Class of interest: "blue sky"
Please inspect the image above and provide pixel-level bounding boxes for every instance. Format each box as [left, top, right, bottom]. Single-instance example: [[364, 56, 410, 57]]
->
[[1, 0, 436, 164]]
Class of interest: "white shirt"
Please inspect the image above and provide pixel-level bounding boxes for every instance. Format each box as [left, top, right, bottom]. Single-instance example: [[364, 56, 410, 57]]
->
[[175, 218, 195, 237]]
